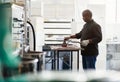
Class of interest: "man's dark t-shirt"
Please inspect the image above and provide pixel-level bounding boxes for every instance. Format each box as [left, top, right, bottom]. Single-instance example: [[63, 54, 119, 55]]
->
[[75, 20, 102, 56]]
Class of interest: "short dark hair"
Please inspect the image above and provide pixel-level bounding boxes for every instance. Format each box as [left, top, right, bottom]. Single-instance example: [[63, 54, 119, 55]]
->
[[82, 9, 92, 17]]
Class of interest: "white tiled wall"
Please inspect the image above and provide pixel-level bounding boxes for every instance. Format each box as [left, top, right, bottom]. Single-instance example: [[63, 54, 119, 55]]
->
[[31, 0, 43, 16]]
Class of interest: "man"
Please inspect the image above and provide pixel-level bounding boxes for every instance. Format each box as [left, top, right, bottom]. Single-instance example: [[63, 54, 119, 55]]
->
[[64, 9, 102, 70]]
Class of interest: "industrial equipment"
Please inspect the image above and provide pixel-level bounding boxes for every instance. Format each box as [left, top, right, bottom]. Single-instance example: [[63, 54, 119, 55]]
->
[[0, 3, 25, 79], [0, 4, 43, 79], [0, 3, 24, 67]]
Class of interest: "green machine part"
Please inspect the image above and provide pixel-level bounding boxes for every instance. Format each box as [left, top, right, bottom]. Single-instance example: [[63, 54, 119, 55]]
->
[[0, 3, 20, 68], [0, 3, 28, 82]]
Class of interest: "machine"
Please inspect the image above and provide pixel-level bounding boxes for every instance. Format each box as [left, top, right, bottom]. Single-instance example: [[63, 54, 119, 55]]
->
[[0, 3, 24, 67]]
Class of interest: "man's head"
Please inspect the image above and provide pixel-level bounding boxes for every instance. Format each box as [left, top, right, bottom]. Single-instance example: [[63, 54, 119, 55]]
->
[[82, 9, 92, 22]]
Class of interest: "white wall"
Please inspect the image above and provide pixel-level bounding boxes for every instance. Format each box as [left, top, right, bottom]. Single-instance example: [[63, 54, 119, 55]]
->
[[106, 0, 120, 42], [29, 17, 44, 51], [43, 0, 74, 20], [31, 0, 43, 16]]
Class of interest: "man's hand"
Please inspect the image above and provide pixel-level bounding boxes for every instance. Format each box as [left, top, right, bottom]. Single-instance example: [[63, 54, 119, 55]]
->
[[81, 40, 89, 46], [64, 37, 70, 41]]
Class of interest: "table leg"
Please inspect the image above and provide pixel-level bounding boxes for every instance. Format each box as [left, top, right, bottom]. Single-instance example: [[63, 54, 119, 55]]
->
[[57, 51, 59, 70], [71, 51, 73, 70], [77, 50, 79, 70], [53, 51, 56, 70]]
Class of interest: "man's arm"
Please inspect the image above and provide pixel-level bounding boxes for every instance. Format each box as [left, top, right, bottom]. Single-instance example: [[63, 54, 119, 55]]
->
[[64, 30, 82, 41], [64, 35, 76, 41], [89, 24, 102, 44]]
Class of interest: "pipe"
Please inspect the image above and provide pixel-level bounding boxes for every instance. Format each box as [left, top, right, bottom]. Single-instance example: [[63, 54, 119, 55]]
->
[[27, 21, 36, 51]]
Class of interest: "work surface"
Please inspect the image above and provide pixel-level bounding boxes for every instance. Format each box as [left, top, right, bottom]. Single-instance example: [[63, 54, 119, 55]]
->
[[50, 44, 81, 51]]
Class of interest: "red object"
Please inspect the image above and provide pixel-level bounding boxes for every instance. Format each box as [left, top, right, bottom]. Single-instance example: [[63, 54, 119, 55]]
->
[[62, 43, 67, 47]]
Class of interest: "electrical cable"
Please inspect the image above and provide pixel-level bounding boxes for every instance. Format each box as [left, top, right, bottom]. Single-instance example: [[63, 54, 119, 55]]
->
[[27, 21, 36, 51]]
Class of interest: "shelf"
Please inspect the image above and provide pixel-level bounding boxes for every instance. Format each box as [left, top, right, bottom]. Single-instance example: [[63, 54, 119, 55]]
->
[[45, 39, 63, 41], [44, 41, 63, 44], [44, 20, 71, 44], [44, 27, 71, 29], [44, 21, 71, 23], [44, 29, 71, 34], [44, 23, 71, 28], [45, 34, 71, 35]]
